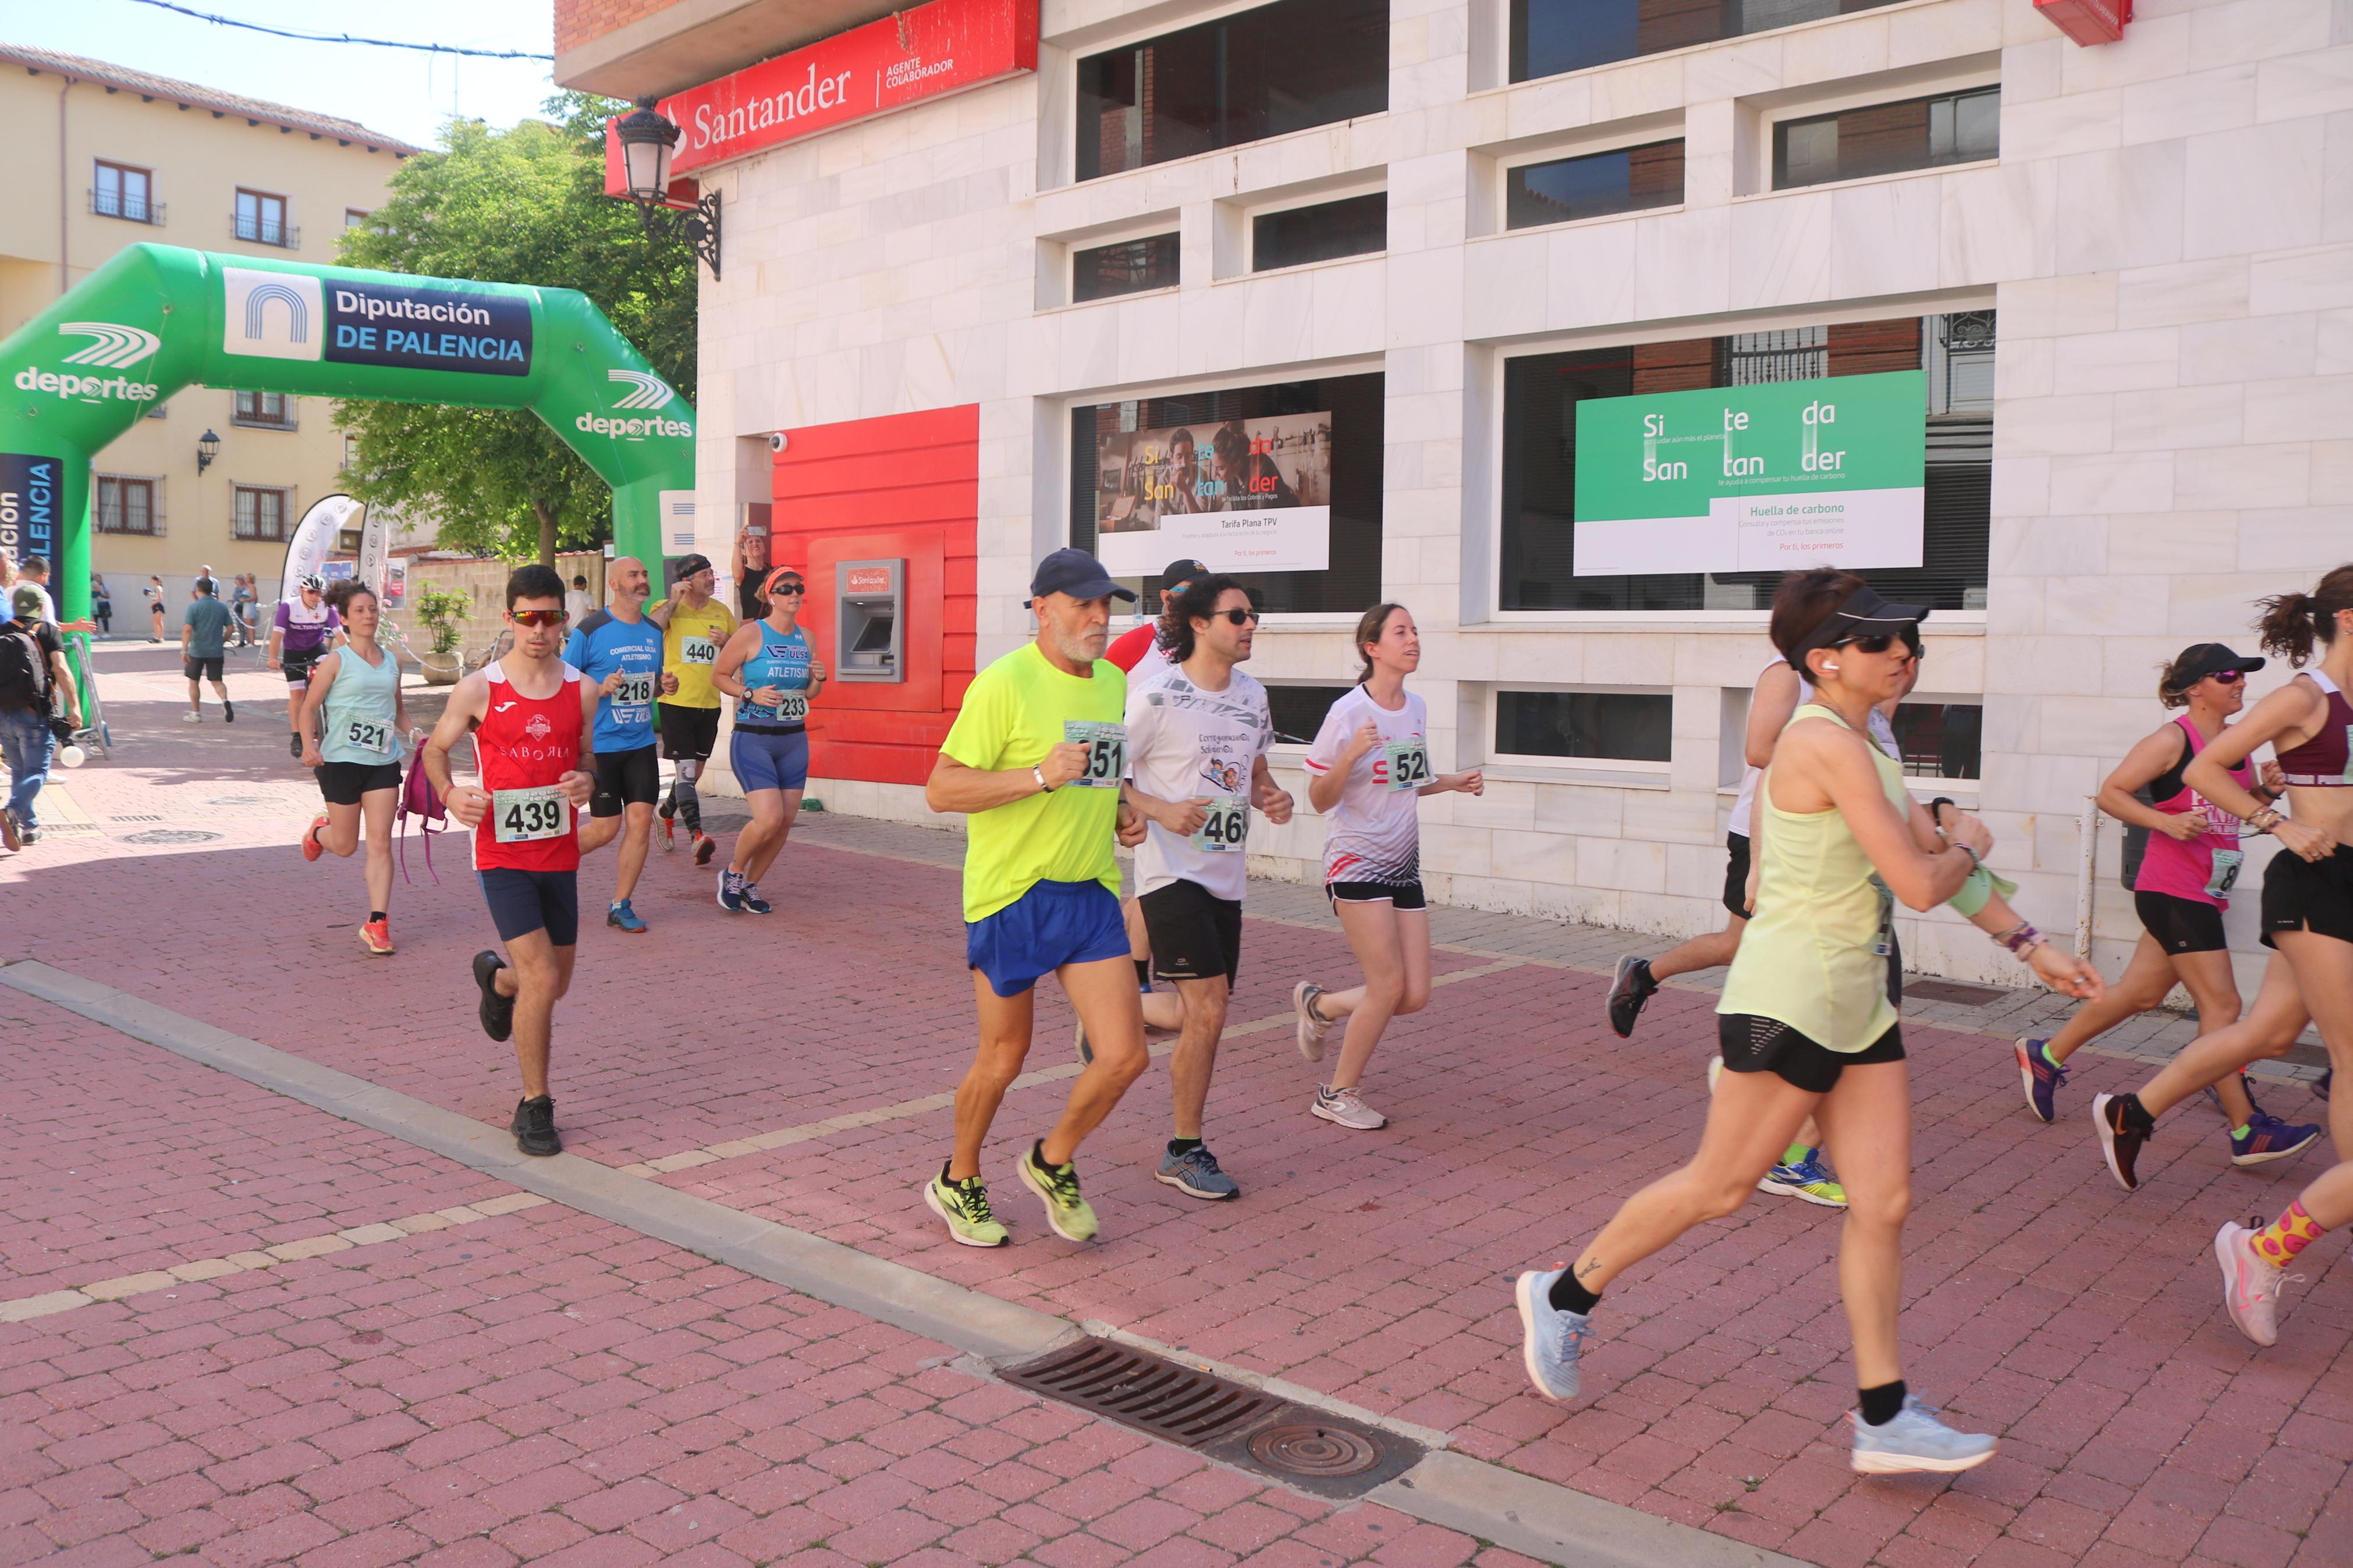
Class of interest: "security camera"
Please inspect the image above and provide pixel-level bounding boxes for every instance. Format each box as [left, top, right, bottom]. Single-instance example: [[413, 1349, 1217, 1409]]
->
[[768, 431, 789, 454]]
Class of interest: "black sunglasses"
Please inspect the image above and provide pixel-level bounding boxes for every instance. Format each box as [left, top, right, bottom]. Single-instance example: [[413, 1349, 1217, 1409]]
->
[[769, 583, 805, 596], [1208, 609, 1261, 625], [1836, 627, 1921, 657]]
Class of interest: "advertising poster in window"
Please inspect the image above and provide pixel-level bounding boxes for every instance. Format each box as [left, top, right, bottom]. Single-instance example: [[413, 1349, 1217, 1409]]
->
[[1092, 412, 1332, 575], [1571, 370, 1925, 576]]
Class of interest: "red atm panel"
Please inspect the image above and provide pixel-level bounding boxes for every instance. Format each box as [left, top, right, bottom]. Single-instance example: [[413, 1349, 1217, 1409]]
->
[[770, 406, 977, 787]]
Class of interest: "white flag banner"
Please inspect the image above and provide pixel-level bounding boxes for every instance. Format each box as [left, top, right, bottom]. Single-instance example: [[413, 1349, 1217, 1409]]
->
[[278, 493, 363, 600], [355, 502, 389, 598]]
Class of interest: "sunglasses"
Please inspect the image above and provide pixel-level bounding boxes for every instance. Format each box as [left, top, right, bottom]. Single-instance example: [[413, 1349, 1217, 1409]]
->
[[2208, 669, 2245, 685], [1836, 627, 1922, 657], [510, 609, 569, 628], [769, 583, 805, 596], [1211, 609, 1261, 625]]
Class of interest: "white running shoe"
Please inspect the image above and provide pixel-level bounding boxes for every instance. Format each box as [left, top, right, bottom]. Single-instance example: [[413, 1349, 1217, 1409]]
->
[[2214, 1220, 2294, 1347], [1311, 1084, 1387, 1130], [1293, 981, 1334, 1062]]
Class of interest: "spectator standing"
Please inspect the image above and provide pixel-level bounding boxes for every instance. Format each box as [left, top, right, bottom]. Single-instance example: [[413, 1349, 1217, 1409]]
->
[[145, 575, 166, 642], [0, 585, 81, 849], [181, 579, 236, 724], [230, 574, 257, 646], [90, 575, 112, 635], [566, 575, 595, 625], [17, 559, 91, 637]]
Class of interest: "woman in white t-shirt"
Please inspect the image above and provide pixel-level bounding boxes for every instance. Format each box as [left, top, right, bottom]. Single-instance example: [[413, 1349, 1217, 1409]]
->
[[1291, 603, 1484, 1130]]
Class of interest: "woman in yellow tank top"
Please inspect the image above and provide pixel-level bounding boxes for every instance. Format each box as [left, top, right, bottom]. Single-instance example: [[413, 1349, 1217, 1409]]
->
[[1513, 571, 2102, 1477]]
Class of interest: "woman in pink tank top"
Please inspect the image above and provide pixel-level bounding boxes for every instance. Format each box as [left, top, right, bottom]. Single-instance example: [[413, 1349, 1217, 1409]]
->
[[2012, 644, 2305, 1169]]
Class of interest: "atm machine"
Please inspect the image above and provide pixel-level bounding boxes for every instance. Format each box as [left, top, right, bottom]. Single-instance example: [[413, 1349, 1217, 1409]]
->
[[835, 558, 905, 683]]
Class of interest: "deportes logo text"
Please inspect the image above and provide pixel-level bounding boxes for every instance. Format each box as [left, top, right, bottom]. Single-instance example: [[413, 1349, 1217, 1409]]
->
[[13, 367, 158, 401]]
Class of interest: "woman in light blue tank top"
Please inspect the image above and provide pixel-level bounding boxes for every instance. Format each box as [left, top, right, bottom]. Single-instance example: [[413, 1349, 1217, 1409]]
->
[[712, 567, 829, 914], [297, 584, 413, 954]]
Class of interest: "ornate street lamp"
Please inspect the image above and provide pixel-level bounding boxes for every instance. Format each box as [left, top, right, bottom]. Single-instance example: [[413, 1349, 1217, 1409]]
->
[[616, 98, 722, 279], [196, 429, 221, 474]]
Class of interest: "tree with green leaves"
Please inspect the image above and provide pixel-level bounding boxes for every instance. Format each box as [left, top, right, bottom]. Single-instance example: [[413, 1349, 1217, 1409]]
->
[[334, 94, 697, 566]]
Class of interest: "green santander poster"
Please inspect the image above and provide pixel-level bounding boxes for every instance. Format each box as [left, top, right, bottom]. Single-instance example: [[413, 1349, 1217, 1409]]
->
[[1571, 371, 1926, 576]]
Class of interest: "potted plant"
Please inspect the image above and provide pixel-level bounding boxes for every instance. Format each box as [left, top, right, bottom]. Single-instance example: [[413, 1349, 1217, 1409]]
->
[[413, 587, 471, 685]]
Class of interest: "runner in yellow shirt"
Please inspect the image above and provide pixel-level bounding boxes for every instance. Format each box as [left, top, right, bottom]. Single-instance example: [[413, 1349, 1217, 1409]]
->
[[648, 553, 737, 866]]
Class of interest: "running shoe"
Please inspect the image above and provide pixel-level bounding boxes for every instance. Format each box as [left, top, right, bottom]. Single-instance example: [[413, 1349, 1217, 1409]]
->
[[1156, 1144, 1240, 1201], [0, 809, 19, 853], [2230, 1112, 2322, 1167], [2203, 1073, 2269, 1122], [1850, 1396, 1998, 1475], [924, 1169, 1009, 1247], [359, 919, 393, 956], [1017, 1142, 1099, 1242], [1606, 955, 1659, 1039], [1311, 1085, 1387, 1130], [606, 899, 648, 934], [716, 869, 745, 913], [222, 699, 234, 723], [1758, 1151, 1847, 1208], [741, 882, 773, 916], [288, 733, 303, 758], [510, 1096, 562, 1157], [1514, 1267, 1591, 1402], [2015, 1039, 2069, 1123], [301, 812, 329, 862], [693, 831, 716, 867], [182, 710, 199, 724], [2091, 1092, 2148, 1192], [2214, 1219, 2295, 1347], [473, 950, 514, 1043], [1293, 981, 1334, 1062]]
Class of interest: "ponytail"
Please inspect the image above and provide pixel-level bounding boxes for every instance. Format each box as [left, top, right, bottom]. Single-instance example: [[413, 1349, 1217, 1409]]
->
[[2255, 564, 2353, 667]]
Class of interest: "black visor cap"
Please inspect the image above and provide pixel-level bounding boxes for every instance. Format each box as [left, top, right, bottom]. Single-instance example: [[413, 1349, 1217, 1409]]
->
[[1791, 584, 1932, 663]]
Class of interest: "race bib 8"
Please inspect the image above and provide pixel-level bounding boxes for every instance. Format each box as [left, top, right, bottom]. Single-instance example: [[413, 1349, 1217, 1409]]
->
[[613, 671, 656, 708], [1383, 739, 1431, 792], [344, 718, 392, 755], [1063, 721, 1126, 788], [680, 637, 719, 666], [1189, 794, 1249, 854], [492, 784, 569, 844], [2206, 848, 2245, 901]]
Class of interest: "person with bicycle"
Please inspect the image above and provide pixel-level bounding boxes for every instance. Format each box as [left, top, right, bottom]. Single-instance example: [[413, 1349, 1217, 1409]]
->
[[0, 585, 81, 851], [269, 575, 340, 760]]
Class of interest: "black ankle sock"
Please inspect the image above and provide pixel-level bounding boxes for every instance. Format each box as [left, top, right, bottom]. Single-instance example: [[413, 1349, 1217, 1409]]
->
[[1859, 1380, 1908, 1427], [369, 910, 385, 922], [1030, 1138, 1066, 1172], [1134, 958, 1152, 989], [1167, 1137, 1203, 1156], [1548, 1272, 1601, 1315], [2113, 1093, 2156, 1134]]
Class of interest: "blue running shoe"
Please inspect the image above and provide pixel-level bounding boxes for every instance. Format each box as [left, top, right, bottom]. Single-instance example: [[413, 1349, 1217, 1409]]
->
[[1851, 1395, 1998, 1475], [2232, 1111, 2322, 1167], [1155, 1144, 1240, 1201], [716, 869, 745, 913], [606, 899, 648, 934], [1758, 1151, 1846, 1208], [2015, 1038, 2068, 1123], [1514, 1267, 1591, 1402], [741, 881, 773, 915]]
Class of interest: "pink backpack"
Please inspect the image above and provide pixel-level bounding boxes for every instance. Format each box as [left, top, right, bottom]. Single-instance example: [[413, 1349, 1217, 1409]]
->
[[396, 746, 449, 884]]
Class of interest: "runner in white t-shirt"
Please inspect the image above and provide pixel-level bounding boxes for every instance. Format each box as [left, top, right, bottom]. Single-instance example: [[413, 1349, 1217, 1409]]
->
[[1119, 576, 1293, 1200], [1290, 603, 1484, 1131]]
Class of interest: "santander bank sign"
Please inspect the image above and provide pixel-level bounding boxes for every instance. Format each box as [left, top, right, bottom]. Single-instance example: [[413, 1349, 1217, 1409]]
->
[[609, 0, 1038, 183]]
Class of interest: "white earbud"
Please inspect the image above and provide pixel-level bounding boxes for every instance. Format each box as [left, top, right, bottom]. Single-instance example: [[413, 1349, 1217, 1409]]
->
[[1823, 663, 1840, 671]]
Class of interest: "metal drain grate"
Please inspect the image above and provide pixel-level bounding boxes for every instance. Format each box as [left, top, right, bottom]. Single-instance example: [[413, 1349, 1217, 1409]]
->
[[108, 815, 163, 823], [1002, 1338, 1422, 1498], [1907, 979, 2006, 1005]]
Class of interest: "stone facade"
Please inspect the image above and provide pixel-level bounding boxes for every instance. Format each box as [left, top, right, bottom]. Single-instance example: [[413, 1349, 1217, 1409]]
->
[[670, 0, 2352, 986]]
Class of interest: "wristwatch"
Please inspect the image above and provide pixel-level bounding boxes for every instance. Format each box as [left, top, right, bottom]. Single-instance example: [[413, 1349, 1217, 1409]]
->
[[1032, 764, 1054, 793]]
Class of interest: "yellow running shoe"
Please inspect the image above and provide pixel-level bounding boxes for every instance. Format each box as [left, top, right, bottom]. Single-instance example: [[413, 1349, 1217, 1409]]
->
[[1017, 1142, 1099, 1242]]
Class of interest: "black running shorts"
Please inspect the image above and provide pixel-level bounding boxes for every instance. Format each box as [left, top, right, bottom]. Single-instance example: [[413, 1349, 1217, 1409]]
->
[[314, 760, 403, 806], [1140, 879, 1243, 986], [1328, 879, 1427, 911], [590, 744, 661, 817], [184, 655, 223, 682], [478, 867, 580, 947], [656, 702, 720, 762], [1717, 1013, 1904, 1094], [2135, 889, 2228, 954], [2260, 843, 2353, 948]]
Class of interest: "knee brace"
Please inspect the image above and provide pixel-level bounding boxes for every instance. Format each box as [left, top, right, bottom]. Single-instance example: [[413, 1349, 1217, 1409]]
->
[[672, 758, 703, 831]]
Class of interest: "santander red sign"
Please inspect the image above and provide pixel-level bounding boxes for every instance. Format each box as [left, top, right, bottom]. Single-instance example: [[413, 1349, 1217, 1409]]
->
[[617, 0, 1037, 182]]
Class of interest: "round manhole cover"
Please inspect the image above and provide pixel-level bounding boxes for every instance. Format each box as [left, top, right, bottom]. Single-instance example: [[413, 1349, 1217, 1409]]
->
[[1246, 1422, 1383, 1479], [121, 829, 222, 845]]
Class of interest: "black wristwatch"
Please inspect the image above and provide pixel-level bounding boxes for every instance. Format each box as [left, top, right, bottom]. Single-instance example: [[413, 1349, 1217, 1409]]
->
[[1928, 796, 1956, 833]]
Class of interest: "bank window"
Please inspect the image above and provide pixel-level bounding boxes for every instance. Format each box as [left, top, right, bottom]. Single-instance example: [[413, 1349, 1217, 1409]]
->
[[1071, 372, 1382, 616], [1077, 0, 1389, 182], [1513, 0, 1907, 81], [1265, 685, 1357, 746], [1506, 141, 1683, 229], [1774, 88, 1999, 191], [1890, 701, 1982, 779], [233, 485, 290, 541], [95, 477, 157, 536], [1499, 313, 1993, 612], [345, 208, 371, 229], [1073, 233, 1180, 303], [234, 390, 294, 429], [94, 161, 156, 223], [235, 189, 294, 247], [1254, 193, 1386, 271], [1497, 690, 1671, 762]]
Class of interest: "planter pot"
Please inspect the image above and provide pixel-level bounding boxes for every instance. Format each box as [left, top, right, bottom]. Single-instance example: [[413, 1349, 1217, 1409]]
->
[[419, 650, 462, 686]]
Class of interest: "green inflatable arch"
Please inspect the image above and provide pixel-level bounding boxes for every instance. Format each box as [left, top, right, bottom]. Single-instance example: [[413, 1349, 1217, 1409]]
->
[[0, 243, 694, 634]]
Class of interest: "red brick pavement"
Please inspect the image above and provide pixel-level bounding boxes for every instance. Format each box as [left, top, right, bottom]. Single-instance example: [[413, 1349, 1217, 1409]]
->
[[9, 642, 2353, 1566]]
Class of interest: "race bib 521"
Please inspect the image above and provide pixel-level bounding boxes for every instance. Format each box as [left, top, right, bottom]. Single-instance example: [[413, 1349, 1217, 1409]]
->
[[1383, 739, 1431, 792]]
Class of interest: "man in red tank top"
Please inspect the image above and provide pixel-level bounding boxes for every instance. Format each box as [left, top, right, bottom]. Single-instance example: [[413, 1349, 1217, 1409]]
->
[[423, 565, 601, 1157]]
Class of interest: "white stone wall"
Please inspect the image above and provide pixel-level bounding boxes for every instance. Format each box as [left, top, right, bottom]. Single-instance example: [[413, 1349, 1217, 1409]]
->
[[689, 0, 2353, 984]]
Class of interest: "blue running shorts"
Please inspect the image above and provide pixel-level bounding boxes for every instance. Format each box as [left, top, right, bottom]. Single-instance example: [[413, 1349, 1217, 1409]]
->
[[730, 726, 810, 794], [966, 879, 1128, 998]]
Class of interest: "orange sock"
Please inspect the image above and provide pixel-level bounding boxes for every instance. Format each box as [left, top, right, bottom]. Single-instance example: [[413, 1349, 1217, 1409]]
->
[[2252, 1200, 2325, 1265]]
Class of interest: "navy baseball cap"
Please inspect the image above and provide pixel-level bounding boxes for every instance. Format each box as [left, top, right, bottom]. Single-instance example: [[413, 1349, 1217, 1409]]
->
[[1030, 547, 1136, 603], [1161, 558, 1209, 589]]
